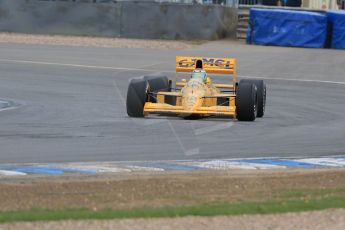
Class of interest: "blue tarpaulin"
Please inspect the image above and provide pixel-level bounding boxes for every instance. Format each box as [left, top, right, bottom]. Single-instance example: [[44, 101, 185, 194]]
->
[[246, 9, 328, 48], [327, 11, 345, 49]]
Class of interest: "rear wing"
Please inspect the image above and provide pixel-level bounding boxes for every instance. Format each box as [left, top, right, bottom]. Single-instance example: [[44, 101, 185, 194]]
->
[[176, 56, 236, 75]]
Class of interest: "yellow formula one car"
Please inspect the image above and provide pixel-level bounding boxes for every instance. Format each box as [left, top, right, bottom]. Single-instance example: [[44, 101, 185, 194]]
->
[[126, 56, 266, 121]]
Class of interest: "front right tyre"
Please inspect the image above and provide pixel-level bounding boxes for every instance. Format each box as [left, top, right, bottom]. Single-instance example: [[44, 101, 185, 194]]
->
[[126, 78, 149, 117]]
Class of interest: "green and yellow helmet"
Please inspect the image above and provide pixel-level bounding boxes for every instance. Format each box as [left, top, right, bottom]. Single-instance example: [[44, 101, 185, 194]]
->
[[191, 69, 207, 83]]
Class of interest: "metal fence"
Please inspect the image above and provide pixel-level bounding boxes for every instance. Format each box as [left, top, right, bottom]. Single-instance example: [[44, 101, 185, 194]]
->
[[238, 0, 261, 4], [36, 0, 345, 8], [38, 0, 239, 6]]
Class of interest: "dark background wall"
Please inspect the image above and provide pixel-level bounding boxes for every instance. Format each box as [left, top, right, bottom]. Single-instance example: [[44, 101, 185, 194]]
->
[[0, 0, 237, 40]]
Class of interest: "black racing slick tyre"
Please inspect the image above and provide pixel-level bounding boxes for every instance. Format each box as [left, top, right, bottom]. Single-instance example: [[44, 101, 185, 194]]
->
[[126, 78, 148, 117], [236, 83, 258, 121], [143, 76, 171, 103], [143, 76, 170, 92], [240, 79, 266, 117]]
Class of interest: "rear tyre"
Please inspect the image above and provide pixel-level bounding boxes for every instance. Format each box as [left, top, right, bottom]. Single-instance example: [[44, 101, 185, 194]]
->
[[240, 79, 266, 117], [236, 83, 258, 121], [143, 76, 171, 103], [143, 76, 170, 92], [126, 78, 148, 117]]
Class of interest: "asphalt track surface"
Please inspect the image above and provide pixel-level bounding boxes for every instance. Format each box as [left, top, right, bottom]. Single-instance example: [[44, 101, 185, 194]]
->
[[0, 41, 344, 164]]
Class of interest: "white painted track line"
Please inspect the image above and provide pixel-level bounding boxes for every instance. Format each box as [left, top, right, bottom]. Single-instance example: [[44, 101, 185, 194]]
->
[[0, 58, 344, 85]]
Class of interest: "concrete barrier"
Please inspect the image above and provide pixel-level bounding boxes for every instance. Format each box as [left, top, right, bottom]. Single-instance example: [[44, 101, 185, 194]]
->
[[0, 1, 122, 37], [0, 0, 237, 40]]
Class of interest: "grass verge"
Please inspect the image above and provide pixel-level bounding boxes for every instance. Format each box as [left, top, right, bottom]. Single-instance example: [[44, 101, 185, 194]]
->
[[1, 196, 345, 224]]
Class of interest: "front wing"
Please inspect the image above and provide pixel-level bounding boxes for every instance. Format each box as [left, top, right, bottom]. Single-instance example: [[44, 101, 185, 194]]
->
[[144, 103, 235, 116]]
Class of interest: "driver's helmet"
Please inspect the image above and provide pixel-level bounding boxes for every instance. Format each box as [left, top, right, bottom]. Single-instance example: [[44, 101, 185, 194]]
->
[[191, 69, 207, 83]]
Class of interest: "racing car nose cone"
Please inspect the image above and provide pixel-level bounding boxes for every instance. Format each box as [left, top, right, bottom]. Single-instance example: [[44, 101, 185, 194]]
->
[[184, 95, 198, 110], [182, 79, 206, 111]]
